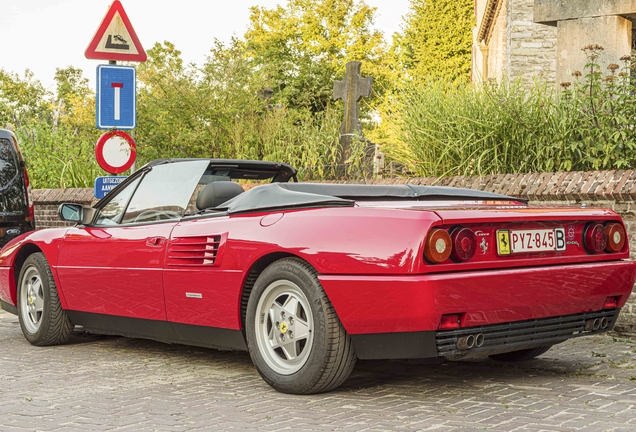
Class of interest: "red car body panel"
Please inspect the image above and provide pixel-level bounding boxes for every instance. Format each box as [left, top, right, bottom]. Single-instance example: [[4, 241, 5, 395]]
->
[[0, 193, 634, 356], [55, 224, 177, 320], [0, 228, 69, 307], [163, 207, 438, 329], [0, 267, 15, 305], [320, 260, 636, 334]]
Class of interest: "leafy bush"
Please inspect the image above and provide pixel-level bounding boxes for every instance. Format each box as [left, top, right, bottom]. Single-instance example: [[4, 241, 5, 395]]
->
[[557, 45, 636, 171], [235, 106, 343, 179], [384, 47, 636, 177], [16, 124, 107, 189]]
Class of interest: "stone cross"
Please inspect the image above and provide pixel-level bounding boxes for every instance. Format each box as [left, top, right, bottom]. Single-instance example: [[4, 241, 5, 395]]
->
[[333, 61, 372, 166]]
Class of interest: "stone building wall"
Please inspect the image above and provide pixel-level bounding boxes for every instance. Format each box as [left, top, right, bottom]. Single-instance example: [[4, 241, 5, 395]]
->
[[506, 0, 557, 83], [473, 0, 557, 83], [488, 0, 508, 80], [31, 169, 636, 335]]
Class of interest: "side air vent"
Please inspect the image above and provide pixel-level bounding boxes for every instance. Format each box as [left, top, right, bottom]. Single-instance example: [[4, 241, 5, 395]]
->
[[167, 233, 227, 267]]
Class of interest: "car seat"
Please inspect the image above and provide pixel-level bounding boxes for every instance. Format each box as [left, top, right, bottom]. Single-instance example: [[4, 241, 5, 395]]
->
[[196, 182, 244, 210]]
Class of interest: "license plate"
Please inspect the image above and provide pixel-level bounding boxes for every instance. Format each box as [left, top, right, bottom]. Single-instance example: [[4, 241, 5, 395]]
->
[[497, 228, 566, 255]]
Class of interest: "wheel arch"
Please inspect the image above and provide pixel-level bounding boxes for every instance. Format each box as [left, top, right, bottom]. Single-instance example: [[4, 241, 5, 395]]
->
[[12, 243, 44, 298], [239, 252, 316, 331]]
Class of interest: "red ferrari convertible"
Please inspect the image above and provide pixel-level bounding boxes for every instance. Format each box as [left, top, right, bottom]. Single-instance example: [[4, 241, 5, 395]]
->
[[0, 159, 634, 394]]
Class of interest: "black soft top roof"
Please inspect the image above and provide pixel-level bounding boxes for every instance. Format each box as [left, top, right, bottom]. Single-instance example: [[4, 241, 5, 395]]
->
[[149, 158, 297, 182], [218, 183, 526, 214]]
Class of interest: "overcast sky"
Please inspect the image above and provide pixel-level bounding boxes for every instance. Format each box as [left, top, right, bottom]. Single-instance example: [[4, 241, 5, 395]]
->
[[1, 0, 411, 92]]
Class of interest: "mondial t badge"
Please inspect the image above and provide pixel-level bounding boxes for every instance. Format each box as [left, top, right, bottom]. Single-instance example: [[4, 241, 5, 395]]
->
[[279, 322, 288, 333]]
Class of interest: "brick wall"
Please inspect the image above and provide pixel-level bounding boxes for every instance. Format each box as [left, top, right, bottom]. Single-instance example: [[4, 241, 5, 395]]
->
[[32, 169, 636, 334], [33, 188, 98, 229]]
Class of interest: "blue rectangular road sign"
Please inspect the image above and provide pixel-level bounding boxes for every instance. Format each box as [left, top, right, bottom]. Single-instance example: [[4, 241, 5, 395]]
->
[[94, 176, 127, 199], [96, 65, 136, 129]]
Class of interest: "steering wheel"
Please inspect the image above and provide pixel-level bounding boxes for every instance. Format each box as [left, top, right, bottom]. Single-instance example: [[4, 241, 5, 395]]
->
[[134, 209, 182, 223]]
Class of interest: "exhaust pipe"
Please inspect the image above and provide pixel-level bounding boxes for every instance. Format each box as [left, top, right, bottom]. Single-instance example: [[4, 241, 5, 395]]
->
[[600, 317, 609, 329], [456, 334, 476, 350], [475, 333, 484, 348], [585, 318, 601, 331]]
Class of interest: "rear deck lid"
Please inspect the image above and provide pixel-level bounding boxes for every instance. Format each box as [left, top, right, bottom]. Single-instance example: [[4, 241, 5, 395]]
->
[[420, 205, 628, 272]]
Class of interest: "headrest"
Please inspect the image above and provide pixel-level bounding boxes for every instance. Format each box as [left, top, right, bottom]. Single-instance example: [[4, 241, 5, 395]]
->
[[196, 182, 244, 210]]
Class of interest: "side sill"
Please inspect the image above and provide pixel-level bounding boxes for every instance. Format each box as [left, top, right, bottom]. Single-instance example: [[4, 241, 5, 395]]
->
[[350, 331, 438, 360], [0, 300, 17, 315], [66, 311, 247, 351]]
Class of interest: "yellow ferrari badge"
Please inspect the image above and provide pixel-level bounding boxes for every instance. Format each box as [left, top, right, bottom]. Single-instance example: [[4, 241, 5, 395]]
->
[[279, 322, 288, 333], [497, 230, 511, 255]]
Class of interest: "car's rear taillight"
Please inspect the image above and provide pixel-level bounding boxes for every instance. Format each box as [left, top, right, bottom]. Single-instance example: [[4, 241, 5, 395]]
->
[[23, 167, 34, 222], [605, 223, 625, 253], [424, 228, 452, 263], [583, 222, 607, 254], [450, 227, 476, 261]]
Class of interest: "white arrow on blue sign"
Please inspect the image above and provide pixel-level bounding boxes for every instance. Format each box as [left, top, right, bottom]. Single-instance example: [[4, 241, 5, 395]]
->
[[96, 65, 136, 129]]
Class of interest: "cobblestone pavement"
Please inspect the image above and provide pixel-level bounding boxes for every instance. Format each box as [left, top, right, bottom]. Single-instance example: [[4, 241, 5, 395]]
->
[[1, 310, 636, 431]]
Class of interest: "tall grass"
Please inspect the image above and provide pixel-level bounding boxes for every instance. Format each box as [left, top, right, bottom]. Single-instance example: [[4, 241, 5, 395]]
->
[[232, 106, 346, 180], [385, 49, 636, 178]]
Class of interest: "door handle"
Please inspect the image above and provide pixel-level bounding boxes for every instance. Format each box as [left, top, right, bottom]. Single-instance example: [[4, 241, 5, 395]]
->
[[146, 236, 166, 247]]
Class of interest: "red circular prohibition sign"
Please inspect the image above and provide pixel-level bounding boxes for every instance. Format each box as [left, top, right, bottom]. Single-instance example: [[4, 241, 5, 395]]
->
[[95, 130, 137, 174]]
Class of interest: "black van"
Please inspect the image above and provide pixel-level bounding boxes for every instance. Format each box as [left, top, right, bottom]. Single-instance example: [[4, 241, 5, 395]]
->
[[0, 129, 34, 247]]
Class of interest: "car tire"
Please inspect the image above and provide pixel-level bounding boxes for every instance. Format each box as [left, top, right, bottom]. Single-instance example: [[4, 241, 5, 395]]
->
[[17, 253, 73, 346], [245, 257, 356, 394], [489, 346, 552, 362]]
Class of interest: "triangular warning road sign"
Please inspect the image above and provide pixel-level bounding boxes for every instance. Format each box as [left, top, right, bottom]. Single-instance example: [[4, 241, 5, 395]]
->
[[85, 0, 147, 62]]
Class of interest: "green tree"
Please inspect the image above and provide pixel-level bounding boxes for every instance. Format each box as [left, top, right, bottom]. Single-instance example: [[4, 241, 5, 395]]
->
[[136, 40, 266, 162], [136, 41, 204, 161], [0, 67, 104, 189], [244, 0, 388, 112], [0, 69, 51, 129], [54, 66, 91, 106], [397, 0, 473, 83], [53, 66, 92, 120]]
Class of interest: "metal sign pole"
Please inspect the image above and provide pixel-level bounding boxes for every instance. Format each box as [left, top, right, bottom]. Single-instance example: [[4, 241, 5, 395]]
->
[[130, 129, 136, 173]]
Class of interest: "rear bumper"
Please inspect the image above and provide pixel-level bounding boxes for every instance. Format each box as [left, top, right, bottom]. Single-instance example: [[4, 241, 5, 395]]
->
[[319, 260, 636, 335], [351, 309, 619, 360]]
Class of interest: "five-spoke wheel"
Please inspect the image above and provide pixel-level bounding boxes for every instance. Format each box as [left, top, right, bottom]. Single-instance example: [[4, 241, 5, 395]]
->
[[19, 265, 44, 334], [246, 258, 356, 394], [17, 253, 73, 346], [254, 280, 314, 375]]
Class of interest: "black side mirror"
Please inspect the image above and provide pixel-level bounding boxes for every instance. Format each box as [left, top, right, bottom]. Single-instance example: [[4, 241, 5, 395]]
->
[[58, 203, 84, 223]]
